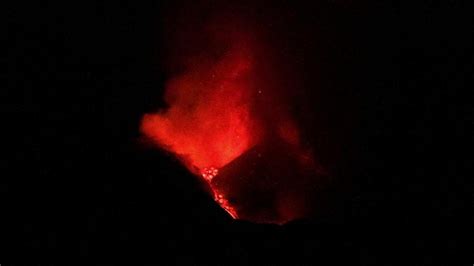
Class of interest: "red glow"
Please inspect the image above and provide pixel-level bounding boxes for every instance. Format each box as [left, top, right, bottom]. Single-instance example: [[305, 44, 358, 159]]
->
[[141, 40, 260, 175], [141, 16, 324, 224]]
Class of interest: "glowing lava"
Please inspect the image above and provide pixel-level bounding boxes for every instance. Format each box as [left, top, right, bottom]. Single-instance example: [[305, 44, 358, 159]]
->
[[201, 167, 218, 182]]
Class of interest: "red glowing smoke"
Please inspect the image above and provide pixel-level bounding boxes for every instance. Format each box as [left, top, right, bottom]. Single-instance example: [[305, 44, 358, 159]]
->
[[141, 12, 324, 223], [141, 34, 260, 175]]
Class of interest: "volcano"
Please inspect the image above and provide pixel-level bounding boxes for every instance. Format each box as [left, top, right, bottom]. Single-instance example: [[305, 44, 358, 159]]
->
[[140, 12, 327, 224]]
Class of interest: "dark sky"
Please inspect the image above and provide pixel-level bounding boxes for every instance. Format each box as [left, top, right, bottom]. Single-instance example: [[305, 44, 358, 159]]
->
[[4, 0, 472, 261]]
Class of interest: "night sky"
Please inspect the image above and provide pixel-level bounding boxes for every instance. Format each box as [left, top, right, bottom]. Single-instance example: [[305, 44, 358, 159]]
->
[[4, 0, 472, 262]]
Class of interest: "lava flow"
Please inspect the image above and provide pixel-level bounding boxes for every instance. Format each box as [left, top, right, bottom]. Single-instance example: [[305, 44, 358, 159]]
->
[[201, 167, 237, 219], [140, 15, 325, 224]]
